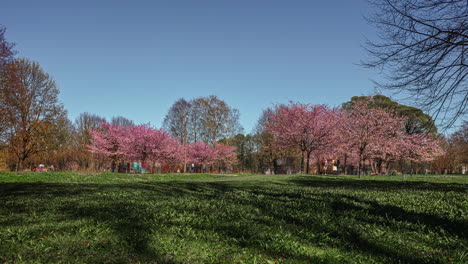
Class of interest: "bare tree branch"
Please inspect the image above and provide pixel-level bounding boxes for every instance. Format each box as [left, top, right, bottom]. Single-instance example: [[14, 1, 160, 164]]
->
[[364, 0, 467, 129]]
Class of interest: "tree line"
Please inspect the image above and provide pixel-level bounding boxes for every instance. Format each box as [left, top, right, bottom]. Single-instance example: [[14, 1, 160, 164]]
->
[[0, 24, 466, 174]]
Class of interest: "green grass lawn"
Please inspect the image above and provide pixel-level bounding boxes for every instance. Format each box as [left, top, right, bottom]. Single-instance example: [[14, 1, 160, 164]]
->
[[0, 172, 467, 264]]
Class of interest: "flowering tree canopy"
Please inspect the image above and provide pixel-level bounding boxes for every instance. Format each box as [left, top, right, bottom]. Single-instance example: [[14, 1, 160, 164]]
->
[[340, 101, 444, 176], [87, 122, 126, 171], [122, 124, 181, 166], [267, 102, 340, 174], [187, 141, 217, 167]]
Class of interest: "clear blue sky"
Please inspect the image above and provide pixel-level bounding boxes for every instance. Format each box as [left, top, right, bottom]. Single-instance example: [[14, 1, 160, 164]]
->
[[1, 0, 383, 133]]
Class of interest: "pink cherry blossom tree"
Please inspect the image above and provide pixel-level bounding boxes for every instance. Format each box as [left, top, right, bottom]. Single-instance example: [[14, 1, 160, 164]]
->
[[400, 133, 445, 174], [341, 101, 445, 176], [187, 141, 217, 171], [123, 124, 184, 171], [267, 103, 340, 174], [87, 122, 126, 172], [340, 101, 408, 177], [213, 143, 237, 172]]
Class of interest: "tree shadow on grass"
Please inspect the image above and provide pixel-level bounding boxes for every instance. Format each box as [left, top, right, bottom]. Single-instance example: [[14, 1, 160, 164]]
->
[[290, 175, 468, 193], [0, 180, 466, 263]]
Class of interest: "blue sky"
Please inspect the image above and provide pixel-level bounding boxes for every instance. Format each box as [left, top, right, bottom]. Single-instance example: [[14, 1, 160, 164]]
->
[[1, 0, 383, 133]]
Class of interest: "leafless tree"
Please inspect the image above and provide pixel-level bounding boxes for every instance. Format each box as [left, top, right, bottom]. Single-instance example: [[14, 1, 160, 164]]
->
[[364, 0, 468, 128], [163, 98, 191, 143], [111, 116, 134, 128], [74, 112, 106, 146], [0, 25, 15, 67]]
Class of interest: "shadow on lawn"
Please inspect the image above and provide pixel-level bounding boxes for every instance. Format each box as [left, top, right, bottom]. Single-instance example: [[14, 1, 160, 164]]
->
[[290, 175, 468, 192], [0, 178, 466, 264]]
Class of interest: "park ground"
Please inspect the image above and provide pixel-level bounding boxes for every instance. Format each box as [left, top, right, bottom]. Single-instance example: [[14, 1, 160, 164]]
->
[[0, 172, 467, 264]]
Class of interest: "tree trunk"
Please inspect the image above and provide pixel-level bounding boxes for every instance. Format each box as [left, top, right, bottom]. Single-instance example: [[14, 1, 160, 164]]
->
[[344, 154, 348, 175], [358, 155, 362, 179], [270, 150, 274, 174], [300, 151, 305, 174], [16, 157, 21, 172], [111, 160, 116, 173], [305, 151, 311, 174]]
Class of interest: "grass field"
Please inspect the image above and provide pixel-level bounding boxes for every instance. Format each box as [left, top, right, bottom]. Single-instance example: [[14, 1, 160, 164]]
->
[[0, 172, 467, 264]]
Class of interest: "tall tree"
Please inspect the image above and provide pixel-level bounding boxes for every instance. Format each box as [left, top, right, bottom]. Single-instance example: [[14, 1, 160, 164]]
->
[[163, 98, 191, 143], [0, 58, 67, 171], [0, 26, 16, 142], [364, 0, 468, 128], [165, 96, 243, 145], [195, 95, 243, 144]]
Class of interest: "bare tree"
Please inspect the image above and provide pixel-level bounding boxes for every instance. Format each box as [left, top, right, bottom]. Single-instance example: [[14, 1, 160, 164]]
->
[[163, 98, 191, 172], [364, 0, 468, 128], [111, 116, 134, 128], [163, 98, 191, 143], [74, 112, 106, 146], [0, 58, 67, 171], [0, 25, 15, 67]]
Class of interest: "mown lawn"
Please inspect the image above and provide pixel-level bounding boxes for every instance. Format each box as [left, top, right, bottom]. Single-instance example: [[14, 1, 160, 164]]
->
[[0, 172, 467, 264]]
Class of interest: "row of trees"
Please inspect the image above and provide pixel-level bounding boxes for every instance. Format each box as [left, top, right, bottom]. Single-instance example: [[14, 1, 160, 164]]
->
[[0, 25, 242, 172], [265, 99, 443, 177], [224, 95, 466, 176], [87, 122, 236, 173], [0, 23, 466, 174]]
